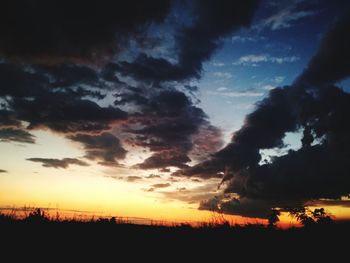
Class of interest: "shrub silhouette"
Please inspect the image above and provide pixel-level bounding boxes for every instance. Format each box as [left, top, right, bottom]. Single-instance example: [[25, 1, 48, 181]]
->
[[24, 208, 49, 223], [97, 217, 118, 224]]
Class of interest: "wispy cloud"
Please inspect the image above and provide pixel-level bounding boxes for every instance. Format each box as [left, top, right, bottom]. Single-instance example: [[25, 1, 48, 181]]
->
[[262, 84, 276, 90], [27, 158, 89, 169], [233, 54, 299, 66], [145, 182, 171, 192], [161, 182, 222, 204], [213, 71, 233, 79], [207, 90, 264, 97], [212, 62, 225, 67], [145, 174, 161, 179], [232, 103, 255, 110], [0, 128, 36, 144], [151, 183, 171, 189], [231, 35, 265, 43], [126, 176, 143, 182], [217, 87, 229, 91], [274, 76, 285, 83], [255, 3, 317, 31]]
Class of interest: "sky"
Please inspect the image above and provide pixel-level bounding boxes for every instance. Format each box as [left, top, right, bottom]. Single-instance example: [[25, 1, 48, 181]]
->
[[1, 0, 350, 224]]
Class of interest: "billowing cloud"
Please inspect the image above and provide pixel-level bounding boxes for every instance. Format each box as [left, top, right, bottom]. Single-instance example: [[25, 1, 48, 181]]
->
[[123, 89, 211, 169], [199, 196, 280, 219], [0, 1, 261, 174], [178, 10, 350, 217], [117, 0, 259, 82], [11, 93, 127, 133], [0, 62, 127, 134], [0, 110, 22, 127], [296, 13, 350, 85], [27, 158, 89, 169], [180, 86, 297, 178], [137, 152, 191, 170], [0, 0, 171, 63]]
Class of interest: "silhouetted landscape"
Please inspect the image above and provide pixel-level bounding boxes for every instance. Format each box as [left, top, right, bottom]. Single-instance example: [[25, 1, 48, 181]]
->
[[1, 1, 350, 258], [1, 208, 349, 258]]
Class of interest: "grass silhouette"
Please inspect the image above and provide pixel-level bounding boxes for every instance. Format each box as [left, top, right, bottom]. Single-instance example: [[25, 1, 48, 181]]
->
[[1, 207, 348, 259]]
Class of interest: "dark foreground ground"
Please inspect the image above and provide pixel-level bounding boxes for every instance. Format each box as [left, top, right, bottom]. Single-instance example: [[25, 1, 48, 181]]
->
[[1, 213, 349, 260]]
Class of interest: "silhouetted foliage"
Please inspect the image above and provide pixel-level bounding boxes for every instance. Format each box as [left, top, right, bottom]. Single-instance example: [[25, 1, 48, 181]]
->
[[287, 207, 333, 227], [268, 209, 281, 228], [0, 207, 348, 259]]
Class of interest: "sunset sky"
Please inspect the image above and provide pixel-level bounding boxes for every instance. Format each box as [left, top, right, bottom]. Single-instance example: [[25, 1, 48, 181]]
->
[[1, 0, 350, 225]]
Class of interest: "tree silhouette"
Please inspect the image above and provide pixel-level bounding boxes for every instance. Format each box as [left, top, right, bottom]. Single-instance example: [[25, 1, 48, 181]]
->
[[287, 207, 333, 227], [267, 209, 280, 228]]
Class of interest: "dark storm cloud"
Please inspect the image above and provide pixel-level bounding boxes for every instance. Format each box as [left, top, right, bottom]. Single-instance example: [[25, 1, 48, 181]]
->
[[0, 0, 171, 63], [0, 169, 7, 173], [0, 63, 47, 97], [122, 89, 210, 169], [39, 64, 99, 88], [224, 87, 350, 201], [179, 87, 297, 178], [0, 128, 35, 144], [137, 152, 191, 170], [10, 91, 127, 133], [68, 132, 126, 166], [296, 12, 350, 85], [177, 10, 350, 217], [0, 62, 112, 99], [27, 157, 89, 169], [194, 86, 350, 217], [180, 10, 350, 179], [199, 196, 280, 219], [173, 158, 224, 179], [0, 110, 21, 127], [0, 61, 127, 135], [118, 0, 259, 82], [110, 0, 281, 174], [0, 0, 261, 173]]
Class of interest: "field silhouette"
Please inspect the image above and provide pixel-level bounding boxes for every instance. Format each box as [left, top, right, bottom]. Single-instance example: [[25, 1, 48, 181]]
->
[[1, 208, 348, 260]]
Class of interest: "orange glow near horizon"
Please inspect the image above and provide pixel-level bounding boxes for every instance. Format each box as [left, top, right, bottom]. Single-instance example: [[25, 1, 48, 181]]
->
[[2, 168, 350, 226], [0, 169, 263, 224], [1, 131, 350, 227]]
